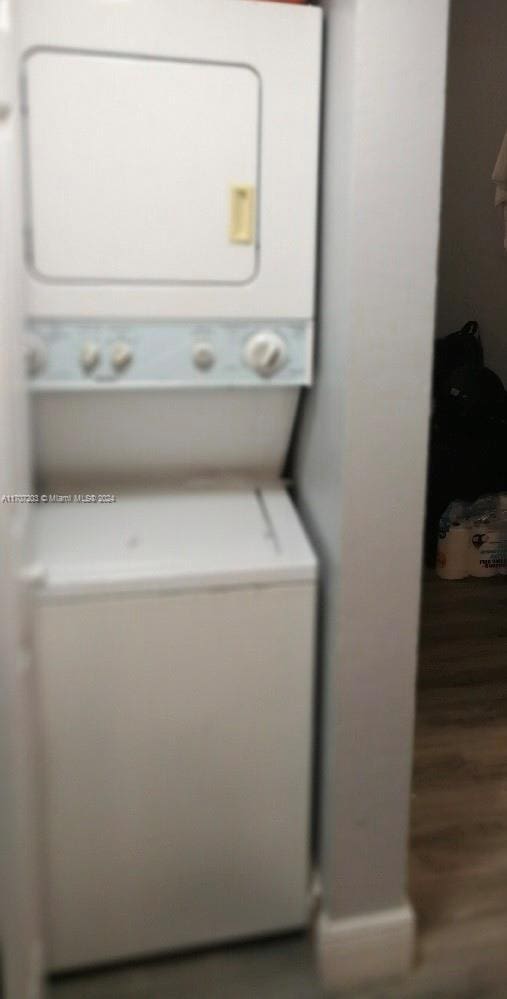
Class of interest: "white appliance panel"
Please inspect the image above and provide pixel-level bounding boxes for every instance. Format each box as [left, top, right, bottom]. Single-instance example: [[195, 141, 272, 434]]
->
[[32, 488, 317, 593], [24, 51, 259, 284], [33, 489, 316, 969], [33, 389, 301, 487], [36, 582, 315, 971], [26, 320, 311, 390], [18, 0, 322, 320]]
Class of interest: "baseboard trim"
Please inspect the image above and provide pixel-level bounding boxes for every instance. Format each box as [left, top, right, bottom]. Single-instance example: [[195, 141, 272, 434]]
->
[[316, 901, 415, 992]]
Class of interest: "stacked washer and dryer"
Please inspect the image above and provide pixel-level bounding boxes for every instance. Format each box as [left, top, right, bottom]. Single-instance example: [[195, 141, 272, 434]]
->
[[17, 0, 322, 972]]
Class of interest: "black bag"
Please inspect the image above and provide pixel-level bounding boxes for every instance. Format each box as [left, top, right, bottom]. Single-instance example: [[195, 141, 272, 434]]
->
[[433, 320, 483, 402], [424, 320, 507, 565]]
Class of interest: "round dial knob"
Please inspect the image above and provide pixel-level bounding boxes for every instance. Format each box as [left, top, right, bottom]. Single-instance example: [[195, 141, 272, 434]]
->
[[243, 331, 287, 378], [80, 341, 101, 373], [111, 341, 133, 372], [192, 341, 216, 371], [24, 334, 47, 377]]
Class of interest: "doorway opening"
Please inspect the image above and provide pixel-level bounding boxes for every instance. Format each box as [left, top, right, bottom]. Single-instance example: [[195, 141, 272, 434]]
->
[[410, 0, 507, 988]]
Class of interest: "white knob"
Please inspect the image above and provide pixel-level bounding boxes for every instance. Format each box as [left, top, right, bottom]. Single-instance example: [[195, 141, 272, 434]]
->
[[80, 341, 101, 373], [111, 341, 133, 372], [192, 341, 216, 371], [24, 334, 47, 376], [243, 331, 287, 378]]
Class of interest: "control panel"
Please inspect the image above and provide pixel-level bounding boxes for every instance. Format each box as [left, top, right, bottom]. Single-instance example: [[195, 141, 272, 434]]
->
[[25, 321, 312, 390]]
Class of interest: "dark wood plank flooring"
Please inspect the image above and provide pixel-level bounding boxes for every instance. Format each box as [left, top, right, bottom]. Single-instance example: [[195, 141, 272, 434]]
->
[[407, 572, 507, 996]]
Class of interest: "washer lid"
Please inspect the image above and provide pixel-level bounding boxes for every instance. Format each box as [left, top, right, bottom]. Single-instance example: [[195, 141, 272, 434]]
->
[[32, 488, 317, 596]]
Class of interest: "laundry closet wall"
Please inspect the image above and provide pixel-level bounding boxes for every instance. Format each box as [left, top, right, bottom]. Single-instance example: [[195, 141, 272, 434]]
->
[[295, 0, 449, 990], [436, 0, 507, 384]]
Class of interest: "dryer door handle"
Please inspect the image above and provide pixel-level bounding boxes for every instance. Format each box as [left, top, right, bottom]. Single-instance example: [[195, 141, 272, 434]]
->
[[229, 184, 256, 244]]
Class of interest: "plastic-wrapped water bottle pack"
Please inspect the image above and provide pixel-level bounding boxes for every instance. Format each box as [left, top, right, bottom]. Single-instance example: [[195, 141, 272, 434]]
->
[[436, 494, 507, 579]]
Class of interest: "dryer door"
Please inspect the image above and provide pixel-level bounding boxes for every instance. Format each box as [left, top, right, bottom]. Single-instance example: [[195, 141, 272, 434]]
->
[[23, 50, 259, 285]]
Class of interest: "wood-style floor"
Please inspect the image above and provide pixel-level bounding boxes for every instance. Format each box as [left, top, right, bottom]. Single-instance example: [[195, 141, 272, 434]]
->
[[49, 573, 507, 999], [405, 572, 507, 998]]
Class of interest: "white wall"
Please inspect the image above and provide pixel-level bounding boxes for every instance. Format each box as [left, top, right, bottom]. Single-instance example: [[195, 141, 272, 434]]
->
[[295, 0, 449, 989], [0, 7, 43, 997], [437, 0, 507, 385]]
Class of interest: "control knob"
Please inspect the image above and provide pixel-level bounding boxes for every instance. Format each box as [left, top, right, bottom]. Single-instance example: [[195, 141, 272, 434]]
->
[[80, 342, 101, 374], [24, 334, 47, 377], [111, 341, 133, 372], [192, 341, 216, 371], [243, 330, 287, 378]]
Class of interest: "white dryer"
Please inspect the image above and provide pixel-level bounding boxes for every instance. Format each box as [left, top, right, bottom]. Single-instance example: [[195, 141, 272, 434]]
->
[[19, 0, 321, 322], [33, 489, 316, 971], [19, 0, 322, 486]]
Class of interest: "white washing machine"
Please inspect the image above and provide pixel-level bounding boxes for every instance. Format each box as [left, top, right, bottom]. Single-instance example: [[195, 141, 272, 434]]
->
[[33, 489, 316, 970], [16, 0, 322, 973]]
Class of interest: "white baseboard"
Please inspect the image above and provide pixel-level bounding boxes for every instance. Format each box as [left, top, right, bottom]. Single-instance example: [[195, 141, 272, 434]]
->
[[316, 901, 415, 992]]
